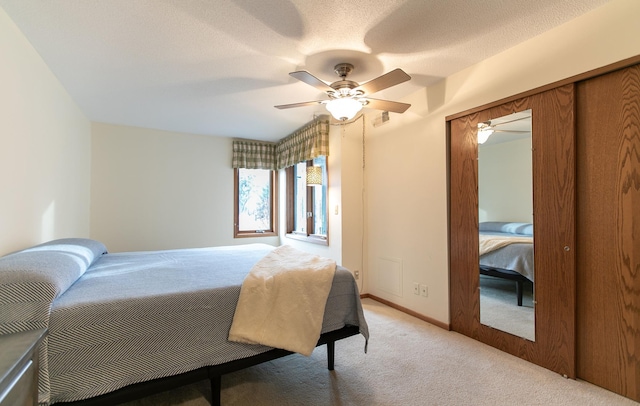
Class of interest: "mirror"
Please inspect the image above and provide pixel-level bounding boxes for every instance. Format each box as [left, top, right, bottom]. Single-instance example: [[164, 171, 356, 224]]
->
[[477, 109, 534, 341]]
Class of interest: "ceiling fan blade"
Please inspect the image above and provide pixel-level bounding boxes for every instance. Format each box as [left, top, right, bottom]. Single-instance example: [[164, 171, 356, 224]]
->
[[274, 100, 325, 109], [289, 71, 334, 93], [364, 98, 411, 114], [354, 69, 411, 95]]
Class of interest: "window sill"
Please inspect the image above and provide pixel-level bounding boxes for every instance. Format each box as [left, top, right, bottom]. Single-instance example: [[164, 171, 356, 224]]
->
[[286, 232, 328, 246], [235, 231, 278, 238]]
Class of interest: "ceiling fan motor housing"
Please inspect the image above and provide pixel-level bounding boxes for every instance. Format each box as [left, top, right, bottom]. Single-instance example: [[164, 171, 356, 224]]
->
[[329, 64, 361, 98], [329, 81, 361, 98]]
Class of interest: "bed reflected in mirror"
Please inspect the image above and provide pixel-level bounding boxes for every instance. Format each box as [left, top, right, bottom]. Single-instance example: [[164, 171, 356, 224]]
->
[[478, 109, 534, 341]]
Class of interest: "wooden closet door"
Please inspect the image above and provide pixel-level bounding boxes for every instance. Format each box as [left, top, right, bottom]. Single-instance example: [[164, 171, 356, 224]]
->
[[576, 64, 640, 401], [449, 84, 576, 378]]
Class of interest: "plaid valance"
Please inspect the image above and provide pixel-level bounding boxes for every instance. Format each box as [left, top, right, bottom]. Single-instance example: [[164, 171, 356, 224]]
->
[[232, 140, 277, 170], [232, 117, 330, 170], [276, 118, 330, 169]]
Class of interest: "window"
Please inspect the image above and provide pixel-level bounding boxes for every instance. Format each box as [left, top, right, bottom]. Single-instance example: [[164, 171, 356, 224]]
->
[[234, 168, 277, 237], [286, 156, 328, 244]]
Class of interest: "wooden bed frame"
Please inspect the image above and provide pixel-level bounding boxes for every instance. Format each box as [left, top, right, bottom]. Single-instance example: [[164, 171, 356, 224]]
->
[[54, 325, 360, 406], [480, 265, 532, 306]]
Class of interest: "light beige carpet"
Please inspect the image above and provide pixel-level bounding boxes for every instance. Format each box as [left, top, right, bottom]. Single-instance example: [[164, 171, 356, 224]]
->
[[479, 275, 535, 341], [120, 298, 636, 406]]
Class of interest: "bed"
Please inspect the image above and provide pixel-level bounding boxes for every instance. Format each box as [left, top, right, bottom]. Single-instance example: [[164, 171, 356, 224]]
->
[[0, 239, 368, 406], [479, 222, 534, 306]]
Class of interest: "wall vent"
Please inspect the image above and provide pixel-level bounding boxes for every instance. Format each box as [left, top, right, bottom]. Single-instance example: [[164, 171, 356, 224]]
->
[[375, 256, 403, 297]]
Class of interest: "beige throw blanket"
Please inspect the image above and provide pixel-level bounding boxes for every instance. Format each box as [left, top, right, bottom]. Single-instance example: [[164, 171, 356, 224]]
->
[[228, 245, 336, 356], [479, 234, 533, 256]]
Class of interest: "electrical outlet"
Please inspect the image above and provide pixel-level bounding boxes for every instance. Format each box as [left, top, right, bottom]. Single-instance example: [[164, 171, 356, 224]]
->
[[420, 285, 428, 297], [413, 283, 420, 295], [354, 270, 359, 280]]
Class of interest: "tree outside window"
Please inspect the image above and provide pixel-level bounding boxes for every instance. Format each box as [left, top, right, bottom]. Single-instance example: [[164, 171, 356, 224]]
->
[[234, 168, 277, 237]]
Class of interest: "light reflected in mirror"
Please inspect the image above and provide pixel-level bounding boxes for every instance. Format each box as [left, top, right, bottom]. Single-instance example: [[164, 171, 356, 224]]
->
[[478, 109, 534, 341]]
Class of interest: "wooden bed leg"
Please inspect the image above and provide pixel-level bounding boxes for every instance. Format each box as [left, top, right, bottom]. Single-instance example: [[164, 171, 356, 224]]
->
[[516, 280, 523, 306], [210, 375, 221, 406], [327, 340, 335, 370]]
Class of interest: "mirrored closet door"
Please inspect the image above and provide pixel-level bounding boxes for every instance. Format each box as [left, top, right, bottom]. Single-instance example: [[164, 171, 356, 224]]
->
[[448, 84, 576, 378]]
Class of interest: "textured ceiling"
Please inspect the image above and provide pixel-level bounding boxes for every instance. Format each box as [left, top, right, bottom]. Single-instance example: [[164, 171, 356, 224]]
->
[[1, 0, 609, 141]]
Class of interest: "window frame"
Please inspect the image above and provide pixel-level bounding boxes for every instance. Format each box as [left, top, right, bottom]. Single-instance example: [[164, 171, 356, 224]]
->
[[285, 159, 329, 245], [233, 168, 278, 238]]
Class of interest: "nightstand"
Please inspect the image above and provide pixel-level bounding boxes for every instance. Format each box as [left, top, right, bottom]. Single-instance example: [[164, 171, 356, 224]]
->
[[0, 329, 46, 406]]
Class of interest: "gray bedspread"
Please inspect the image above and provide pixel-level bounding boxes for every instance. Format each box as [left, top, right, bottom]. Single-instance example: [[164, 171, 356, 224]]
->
[[43, 243, 368, 404], [479, 232, 534, 281]]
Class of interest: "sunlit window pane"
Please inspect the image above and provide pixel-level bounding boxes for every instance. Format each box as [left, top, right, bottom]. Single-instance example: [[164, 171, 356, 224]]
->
[[313, 156, 327, 235], [294, 162, 307, 233], [238, 168, 271, 231]]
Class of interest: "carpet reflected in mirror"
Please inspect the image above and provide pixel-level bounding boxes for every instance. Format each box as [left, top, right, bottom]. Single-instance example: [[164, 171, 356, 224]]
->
[[479, 275, 534, 341]]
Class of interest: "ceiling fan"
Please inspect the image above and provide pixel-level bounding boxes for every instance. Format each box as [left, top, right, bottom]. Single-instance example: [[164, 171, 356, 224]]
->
[[477, 115, 531, 144], [275, 63, 411, 121]]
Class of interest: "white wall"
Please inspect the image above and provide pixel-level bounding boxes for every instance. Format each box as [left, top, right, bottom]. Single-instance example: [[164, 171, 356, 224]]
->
[[340, 120, 366, 292], [363, 0, 640, 325], [478, 138, 533, 223], [92, 119, 364, 267], [0, 6, 91, 256], [91, 122, 279, 252]]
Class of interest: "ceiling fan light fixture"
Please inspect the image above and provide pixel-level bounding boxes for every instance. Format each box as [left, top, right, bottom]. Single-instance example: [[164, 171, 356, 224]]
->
[[326, 98, 363, 121], [477, 127, 494, 144]]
